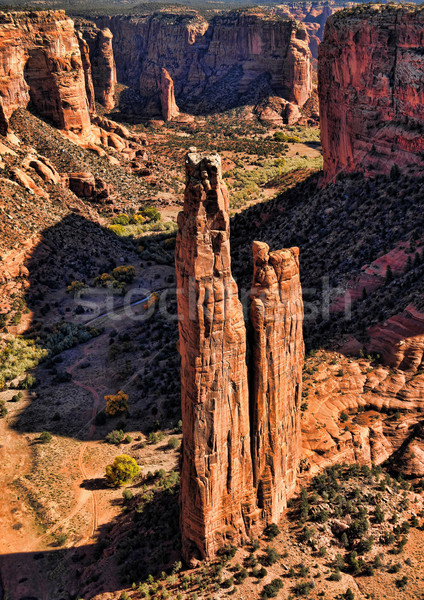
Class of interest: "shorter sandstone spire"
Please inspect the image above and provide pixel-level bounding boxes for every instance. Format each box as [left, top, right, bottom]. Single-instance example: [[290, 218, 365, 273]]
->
[[250, 241, 304, 523]]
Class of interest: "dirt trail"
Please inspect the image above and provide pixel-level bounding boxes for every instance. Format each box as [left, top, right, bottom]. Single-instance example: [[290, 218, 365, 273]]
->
[[0, 416, 50, 599]]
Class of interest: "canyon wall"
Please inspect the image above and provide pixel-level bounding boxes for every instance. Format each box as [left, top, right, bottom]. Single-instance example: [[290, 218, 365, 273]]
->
[[319, 4, 424, 182], [176, 152, 304, 560], [95, 10, 312, 118], [250, 242, 303, 522], [0, 11, 92, 136]]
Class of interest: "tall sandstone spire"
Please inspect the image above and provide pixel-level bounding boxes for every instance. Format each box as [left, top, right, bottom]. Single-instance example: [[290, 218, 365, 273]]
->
[[250, 242, 304, 523], [176, 151, 304, 562], [175, 151, 259, 562]]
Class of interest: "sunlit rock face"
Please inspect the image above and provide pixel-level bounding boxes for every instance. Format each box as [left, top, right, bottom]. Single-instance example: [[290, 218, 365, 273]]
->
[[319, 4, 424, 182], [176, 152, 305, 562], [0, 11, 92, 136]]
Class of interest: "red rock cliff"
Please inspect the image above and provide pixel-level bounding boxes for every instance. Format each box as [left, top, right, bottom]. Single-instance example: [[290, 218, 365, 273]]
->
[[0, 11, 91, 136], [95, 10, 312, 116], [176, 151, 259, 561], [79, 22, 116, 111], [319, 4, 424, 182], [250, 242, 304, 523]]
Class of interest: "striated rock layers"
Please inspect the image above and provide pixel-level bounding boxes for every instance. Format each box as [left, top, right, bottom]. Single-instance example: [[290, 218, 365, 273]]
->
[[176, 152, 304, 561], [176, 151, 259, 560], [95, 10, 312, 119], [250, 242, 304, 523], [78, 22, 117, 110], [319, 4, 424, 182], [0, 11, 92, 136]]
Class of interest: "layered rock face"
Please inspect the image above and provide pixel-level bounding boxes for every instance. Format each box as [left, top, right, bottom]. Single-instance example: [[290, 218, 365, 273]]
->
[[250, 242, 304, 522], [95, 10, 312, 118], [319, 4, 424, 182], [176, 151, 259, 561], [78, 22, 117, 110], [176, 152, 304, 560], [0, 11, 91, 135]]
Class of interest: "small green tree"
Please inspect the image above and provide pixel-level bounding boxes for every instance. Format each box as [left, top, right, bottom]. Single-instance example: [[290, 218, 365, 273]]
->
[[39, 431, 52, 444], [105, 454, 140, 487]]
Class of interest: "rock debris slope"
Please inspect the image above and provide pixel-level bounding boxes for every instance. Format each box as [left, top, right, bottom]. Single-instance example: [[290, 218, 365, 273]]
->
[[176, 152, 304, 561]]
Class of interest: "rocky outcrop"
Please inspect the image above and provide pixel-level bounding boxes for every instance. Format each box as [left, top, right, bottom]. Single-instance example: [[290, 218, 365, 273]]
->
[[0, 11, 92, 136], [77, 33, 96, 114], [319, 4, 424, 182], [78, 22, 116, 110], [250, 242, 304, 522], [159, 68, 179, 121], [275, 3, 333, 59], [176, 152, 305, 561], [95, 10, 312, 117], [176, 150, 259, 561]]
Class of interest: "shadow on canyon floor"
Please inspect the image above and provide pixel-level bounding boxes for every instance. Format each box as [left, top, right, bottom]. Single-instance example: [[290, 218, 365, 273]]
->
[[8, 212, 180, 441], [0, 482, 181, 598]]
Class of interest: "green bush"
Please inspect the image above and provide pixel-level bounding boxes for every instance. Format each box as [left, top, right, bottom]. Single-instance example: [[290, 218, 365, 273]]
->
[[262, 578, 283, 598], [167, 436, 180, 450], [106, 429, 125, 445], [142, 207, 161, 222], [105, 454, 140, 487], [39, 431, 52, 444]]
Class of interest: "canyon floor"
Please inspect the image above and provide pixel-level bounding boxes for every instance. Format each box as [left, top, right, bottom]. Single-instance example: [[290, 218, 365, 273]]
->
[[1, 101, 424, 600]]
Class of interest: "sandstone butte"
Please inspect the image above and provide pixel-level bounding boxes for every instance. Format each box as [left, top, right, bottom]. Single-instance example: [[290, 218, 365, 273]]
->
[[0, 10, 118, 141], [175, 151, 304, 561], [0, 11, 91, 136], [94, 10, 312, 120], [319, 3, 424, 182]]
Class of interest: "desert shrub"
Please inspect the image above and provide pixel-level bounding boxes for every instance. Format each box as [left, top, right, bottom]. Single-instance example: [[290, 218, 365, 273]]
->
[[39, 431, 52, 444], [113, 213, 130, 225], [142, 207, 161, 222], [105, 391, 129, 416], [108, 224, 127, 236], [264, 523, 280, 539], [261, 546, 280, 566], [122, 489, 134, 502], [18, 374, 38, 389], [167, 437, 180, 450], [112, 265, 136, 283], [148, 432, 158, 444], [67, 280, 89, 295], [329, 568, 341, 581], [0, 400, 7, 418], [262, 578, 283, 598], [105, 454, 140, 486], [106, 429, 125, 444], [252, 566, 268, 579], [292, 581, 314, 596]]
